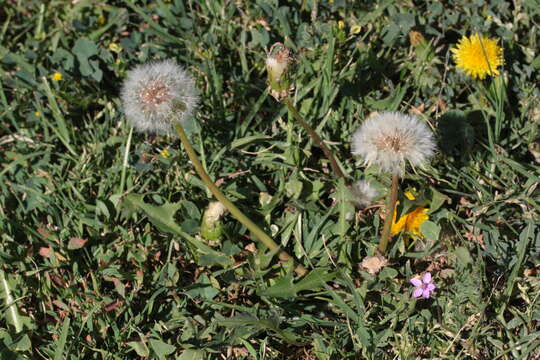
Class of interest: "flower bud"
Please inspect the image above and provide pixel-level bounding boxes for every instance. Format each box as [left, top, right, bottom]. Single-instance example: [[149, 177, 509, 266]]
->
[[408, 31, 426, 47], [201, 201, 228, 245]]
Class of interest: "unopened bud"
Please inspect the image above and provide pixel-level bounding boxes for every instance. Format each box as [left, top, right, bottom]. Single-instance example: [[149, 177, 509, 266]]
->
[[201, 201, 228, 245], [409, 31, 426, 47], [266, 42, 291, 101]]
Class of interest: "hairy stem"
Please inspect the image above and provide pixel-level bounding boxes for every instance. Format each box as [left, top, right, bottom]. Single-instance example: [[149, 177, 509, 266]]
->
[[283, 97, 345, 179], [378, 174, 399, 254], [175, 124, 307, 276]]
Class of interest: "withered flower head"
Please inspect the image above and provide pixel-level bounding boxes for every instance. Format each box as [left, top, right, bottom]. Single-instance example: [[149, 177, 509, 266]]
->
[[266, 42, 292, 101]]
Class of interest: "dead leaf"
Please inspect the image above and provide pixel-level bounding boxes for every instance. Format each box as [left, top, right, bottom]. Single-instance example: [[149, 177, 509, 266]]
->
[[524, 263, 540, 277], [464, 232, 485, 249], [39, 247, 52, 258], [244, 243, 257, 253], [68, 237, 87, 250], [360, 254, 388, 275]]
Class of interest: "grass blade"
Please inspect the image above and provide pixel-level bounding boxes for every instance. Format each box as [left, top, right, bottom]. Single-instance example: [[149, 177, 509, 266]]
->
[[54, 316, 70, 360], [0, 270, 22, 333]]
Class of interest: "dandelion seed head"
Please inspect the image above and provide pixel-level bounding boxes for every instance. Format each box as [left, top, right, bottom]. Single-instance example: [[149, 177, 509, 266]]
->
[[351, 180, 379, 208], [351, 112, 436, 175], [121, 59, 198, 134]]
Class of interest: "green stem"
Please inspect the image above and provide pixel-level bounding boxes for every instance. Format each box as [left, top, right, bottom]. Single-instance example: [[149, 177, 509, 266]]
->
[[378, 174, 399, 254], [175, 124, 307, 276], [283, 97, 346, 179]]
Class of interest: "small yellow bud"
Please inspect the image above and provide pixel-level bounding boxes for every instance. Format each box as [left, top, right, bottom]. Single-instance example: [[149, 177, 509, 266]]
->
[[108, 42, 122, 53], [34, 111, 41, 117], [350, 25, 362, 35], [337, 20, 345, 30], [52, 72, 62, 81], [97, 15, 106, 25], [160, 148, 171, 158]]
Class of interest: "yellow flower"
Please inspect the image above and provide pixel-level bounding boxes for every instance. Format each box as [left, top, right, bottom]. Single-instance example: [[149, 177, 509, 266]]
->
[[109, 42, 122, 53], [160, 148, 171, 158], [350, 25, 362, 35], [34, 111, 41, 117], [405, 207, 429, 236], [451, 33, 503, 80], [52, 72, 62, 81], [337, 20, 345, 30], [391, 206, 429, 237]]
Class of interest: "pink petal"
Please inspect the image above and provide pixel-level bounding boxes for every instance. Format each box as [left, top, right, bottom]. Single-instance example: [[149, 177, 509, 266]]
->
[[426, 284, 436, 291], [410, 278, 422, 287], [413, 288, 423, 298], [422, 289, 431, 298], [422, 272, 432, 284]]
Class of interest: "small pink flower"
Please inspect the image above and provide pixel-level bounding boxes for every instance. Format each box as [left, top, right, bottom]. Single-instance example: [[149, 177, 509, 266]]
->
[[410, 272, 436, 299]]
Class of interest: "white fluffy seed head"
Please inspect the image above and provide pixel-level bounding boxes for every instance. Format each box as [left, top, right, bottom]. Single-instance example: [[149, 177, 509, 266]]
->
[[351, 111, 436, 175], [121, 59, 199, 134], [351, 180, 379, 208]]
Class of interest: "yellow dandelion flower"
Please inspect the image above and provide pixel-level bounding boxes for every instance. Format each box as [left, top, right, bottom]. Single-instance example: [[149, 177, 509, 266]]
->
[[451, 33, 503, 80], [34, 111, 41, 117], [391, 206, 429, 237], [338, 20, 345, 30], [404, 207, 429, 237], [52, 72, 63, 81]]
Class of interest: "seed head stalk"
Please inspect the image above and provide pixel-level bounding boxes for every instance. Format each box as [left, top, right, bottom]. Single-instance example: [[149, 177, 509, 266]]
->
[[378, 174, 399, 254], [174, 123, 307, 276], [283, 97, 345, 179]]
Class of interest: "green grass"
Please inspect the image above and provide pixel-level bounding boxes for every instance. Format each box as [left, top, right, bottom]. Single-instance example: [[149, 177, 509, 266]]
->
[[1, 0, 539, 359]]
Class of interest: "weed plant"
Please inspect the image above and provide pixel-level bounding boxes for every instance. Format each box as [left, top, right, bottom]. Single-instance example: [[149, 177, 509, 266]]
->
[[0, 0, 539, 359]]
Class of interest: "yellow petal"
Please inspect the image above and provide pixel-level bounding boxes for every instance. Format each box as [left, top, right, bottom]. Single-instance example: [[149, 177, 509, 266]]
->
[[404, 191, 415, 200], [405, 207, 429, 237], [391, 207, 408, 236]]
